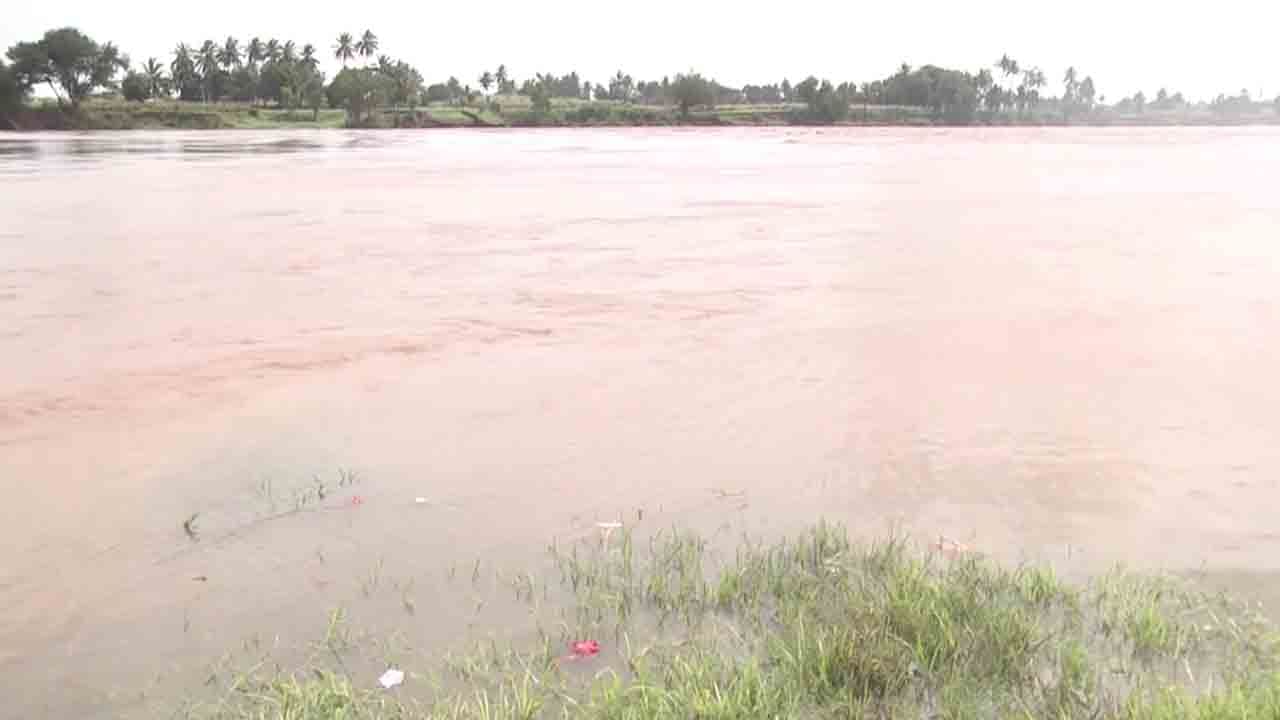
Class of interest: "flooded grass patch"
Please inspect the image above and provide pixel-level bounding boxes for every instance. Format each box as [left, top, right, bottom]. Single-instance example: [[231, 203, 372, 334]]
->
[[182, 523, 1280, 718]]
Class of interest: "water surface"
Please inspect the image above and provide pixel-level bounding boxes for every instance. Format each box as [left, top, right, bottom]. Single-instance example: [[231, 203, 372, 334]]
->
[[2, 127, 1279, 717]]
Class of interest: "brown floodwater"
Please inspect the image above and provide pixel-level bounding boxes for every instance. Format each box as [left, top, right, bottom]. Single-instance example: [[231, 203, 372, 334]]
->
[[2, 127, 1279, 717]]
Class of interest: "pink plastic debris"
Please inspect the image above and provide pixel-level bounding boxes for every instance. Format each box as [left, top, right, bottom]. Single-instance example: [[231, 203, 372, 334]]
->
[[566, 639, 600, 660]]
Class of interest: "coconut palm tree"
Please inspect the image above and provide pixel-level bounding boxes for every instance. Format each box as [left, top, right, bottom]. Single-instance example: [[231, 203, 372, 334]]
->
[[1020, 67, 1046, 116], [245, 38, 263, 68], [301, 44, 318, 69], [1079, 76, 1097, 110], [334, 33, 354, 66], [142, 58, 168, 98], [264, 39, 281, 63], [218, 36, 241, 71], [282, 40, 297, 63], [171, 43, 196, 98], [196, 40, 219, 102], [996, 54, 1020, 81], [479, 71, 494, 95], [495, 64, 508, 93], [355, 30, 378, 60], [1063, 66, 1079, 102], [974, 68, 994, 111]]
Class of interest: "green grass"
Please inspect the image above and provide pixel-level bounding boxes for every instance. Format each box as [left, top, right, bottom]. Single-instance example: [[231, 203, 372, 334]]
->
[[184, 523, 1280, 719], [19, 98, 348, 129], [12, 95, 1277, 130]]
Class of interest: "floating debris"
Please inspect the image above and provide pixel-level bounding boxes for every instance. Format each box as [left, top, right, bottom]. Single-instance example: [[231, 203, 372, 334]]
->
[[931, 536, 973, 557], [378, 668, 404, 689], [565, 640, 600, 660], [595, 521, 623, 545]]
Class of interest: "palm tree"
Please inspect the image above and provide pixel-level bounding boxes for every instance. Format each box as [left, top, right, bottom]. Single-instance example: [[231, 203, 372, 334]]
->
[[495, 64, 508, 93], [218, 37, 241, 71], [246, 37, 264, 68], [282, 40, 297, 63], [996, 54, 1020, 81], [1063, 66, 1079, 100], [98, 41, 129, 72], [1079, 76, 1097, 110], [142, 58, 168, 98], [334, 33, 354, 67], [355, 30, 378, 60], [171, 43, 195, 98], [264, 39, 281, 63], [1020, 68, 1046, 116], [479, 71, 494, 95], [196, 40, 219, 102], [1061, 66, 1080, 119], [974, 68, 994, 112], [301, 44, 318, 69]]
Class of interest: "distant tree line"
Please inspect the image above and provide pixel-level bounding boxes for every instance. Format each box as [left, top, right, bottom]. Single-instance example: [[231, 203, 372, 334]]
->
[[4, 27, 1278, 128]]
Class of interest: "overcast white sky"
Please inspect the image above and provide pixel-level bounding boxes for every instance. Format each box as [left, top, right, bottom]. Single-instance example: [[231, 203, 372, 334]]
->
[[5, 0, 1277, 101]]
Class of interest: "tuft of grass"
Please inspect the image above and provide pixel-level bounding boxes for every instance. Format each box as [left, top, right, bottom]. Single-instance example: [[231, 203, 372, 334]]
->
[[188, 523, 1280, 720]]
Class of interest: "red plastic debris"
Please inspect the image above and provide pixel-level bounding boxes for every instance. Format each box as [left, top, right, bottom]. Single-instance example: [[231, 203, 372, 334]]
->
[[349, 496, 364, 506], [567, 640, 600, 659]]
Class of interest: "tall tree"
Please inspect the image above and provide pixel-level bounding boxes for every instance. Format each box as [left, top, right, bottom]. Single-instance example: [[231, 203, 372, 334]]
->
[[670, 72, 714, 118], [356, 30, 378, 60], [196, 40, 219, 102], [142, 57, 167, 98], [1079, 76, 1096, 110], [334, 33, 354, 66], [1062, 66, 1080, 119], [479, 71, 493, 95], [264, 39, 281, 63], [301, 44, 318, 69], [327, 66, 385, 124], [1021, 67, 1046, 114], [282, 40, 297, 63], [170, 43, 196, 99], [1063, 66, 1079, 100], [608, 70, 634, 102], [974, 68, 994, 111], [996, 54, 1020, 81], [218, 37, 241, 71], [245, 37, 263, 68], [96, 41, 129, 84], [495, 64, 508, 93], [6, 28, 128, 108], [1, 59, 28, 121]]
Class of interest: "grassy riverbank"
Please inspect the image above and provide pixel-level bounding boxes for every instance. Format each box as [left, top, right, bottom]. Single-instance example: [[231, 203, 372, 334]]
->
[[185, 523, 1280, 719], [6, 96, 1278, 131]]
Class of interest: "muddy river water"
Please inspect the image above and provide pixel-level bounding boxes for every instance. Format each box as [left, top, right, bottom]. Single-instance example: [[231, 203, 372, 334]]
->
[[2, 127, 1279, 717]]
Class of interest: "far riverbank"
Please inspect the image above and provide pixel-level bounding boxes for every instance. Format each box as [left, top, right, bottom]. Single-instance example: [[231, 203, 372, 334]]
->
[[5, 97, 1278, 130]]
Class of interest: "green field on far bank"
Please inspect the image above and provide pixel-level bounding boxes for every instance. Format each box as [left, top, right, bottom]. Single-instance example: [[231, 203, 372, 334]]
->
[[180, 523, 1280, 720], [10, 95, 1278, 131]]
